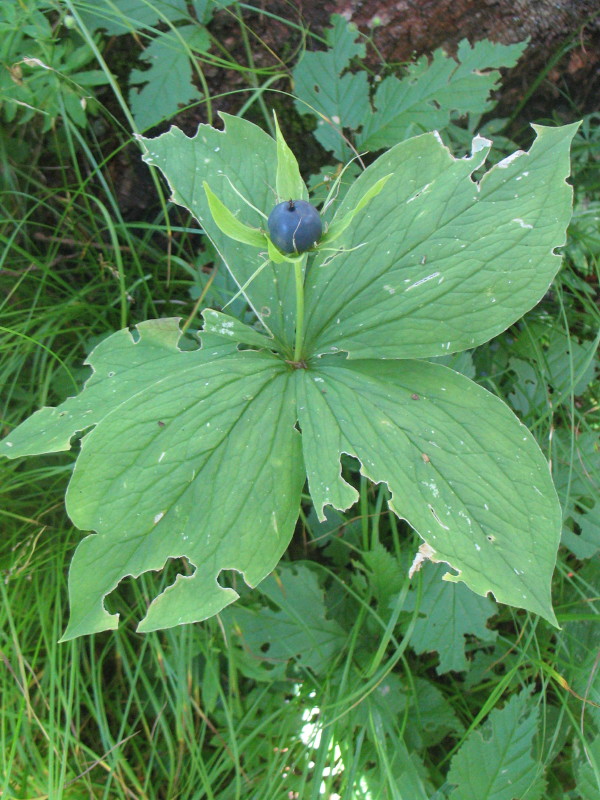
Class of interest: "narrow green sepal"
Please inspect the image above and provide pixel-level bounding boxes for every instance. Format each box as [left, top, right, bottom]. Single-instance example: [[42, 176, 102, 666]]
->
[[266, 236, 308, 264], [273, 111, 306, 202], [321, 173, 392, 246], [203, 181, 266, 249]]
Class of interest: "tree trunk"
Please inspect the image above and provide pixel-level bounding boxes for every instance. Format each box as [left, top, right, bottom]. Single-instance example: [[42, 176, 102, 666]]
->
[[297, 0, 600, 113]]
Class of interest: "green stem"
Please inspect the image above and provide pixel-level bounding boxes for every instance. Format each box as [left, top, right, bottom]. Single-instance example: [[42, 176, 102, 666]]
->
[[293, 259, 305, 362]]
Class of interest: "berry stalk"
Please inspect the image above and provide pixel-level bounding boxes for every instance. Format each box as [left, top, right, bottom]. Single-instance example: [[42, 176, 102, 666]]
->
[[293, 259, 305, 363]]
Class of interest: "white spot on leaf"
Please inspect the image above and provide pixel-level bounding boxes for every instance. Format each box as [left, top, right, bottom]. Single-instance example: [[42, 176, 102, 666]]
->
[[496, 151, 525, 168], [405, 272, 440, 292]]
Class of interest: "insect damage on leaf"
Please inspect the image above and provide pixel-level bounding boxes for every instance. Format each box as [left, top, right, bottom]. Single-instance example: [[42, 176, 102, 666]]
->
[[409, 541, 437, 579]]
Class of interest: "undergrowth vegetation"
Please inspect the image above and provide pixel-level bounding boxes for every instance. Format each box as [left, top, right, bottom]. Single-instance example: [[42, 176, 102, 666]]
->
[[1, 2, 599, 798]]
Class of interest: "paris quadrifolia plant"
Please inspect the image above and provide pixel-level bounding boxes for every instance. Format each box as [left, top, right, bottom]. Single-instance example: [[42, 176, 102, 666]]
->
[[1, 111, 579, 640]]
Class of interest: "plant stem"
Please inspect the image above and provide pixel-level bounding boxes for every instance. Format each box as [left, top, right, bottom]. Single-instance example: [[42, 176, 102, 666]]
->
[[293, 259, 305, 362]]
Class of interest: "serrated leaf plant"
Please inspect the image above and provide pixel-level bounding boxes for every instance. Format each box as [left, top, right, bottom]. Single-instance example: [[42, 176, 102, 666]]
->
[[292, 13, 528, 158], [0, 111, 579, 640], [447, 690, 545, 800]]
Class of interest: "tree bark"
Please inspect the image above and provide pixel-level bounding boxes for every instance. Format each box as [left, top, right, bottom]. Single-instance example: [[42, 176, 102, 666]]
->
[[296, 0, 600, 113]]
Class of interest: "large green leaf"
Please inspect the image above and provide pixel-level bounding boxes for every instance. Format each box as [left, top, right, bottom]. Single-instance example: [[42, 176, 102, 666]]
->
[[1, 319, 303, 640], [138, 115, 299, 352], [0, 318, 232, 457], [296, 358, 561, 624], [201, 308, 275, 349], [303, 123, 578, 360]]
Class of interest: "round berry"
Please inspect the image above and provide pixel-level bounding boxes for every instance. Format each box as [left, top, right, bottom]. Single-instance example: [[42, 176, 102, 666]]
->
[[267, 199, 322, 254]]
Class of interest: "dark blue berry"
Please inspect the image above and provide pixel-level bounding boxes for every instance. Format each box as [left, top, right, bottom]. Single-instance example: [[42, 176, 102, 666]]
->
[[267, 199, 322, 254]]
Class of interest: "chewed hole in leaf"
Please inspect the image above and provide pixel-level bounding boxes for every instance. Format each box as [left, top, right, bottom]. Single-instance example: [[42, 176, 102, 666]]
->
[[68, 430, 92, 453], [128, 325, 141, 343], [104, 556, 195, 624], [216, 568, 244, 593], [429, 505, 450, 531], [340, 453, 361, 473], [178, 330, 203, 351]]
